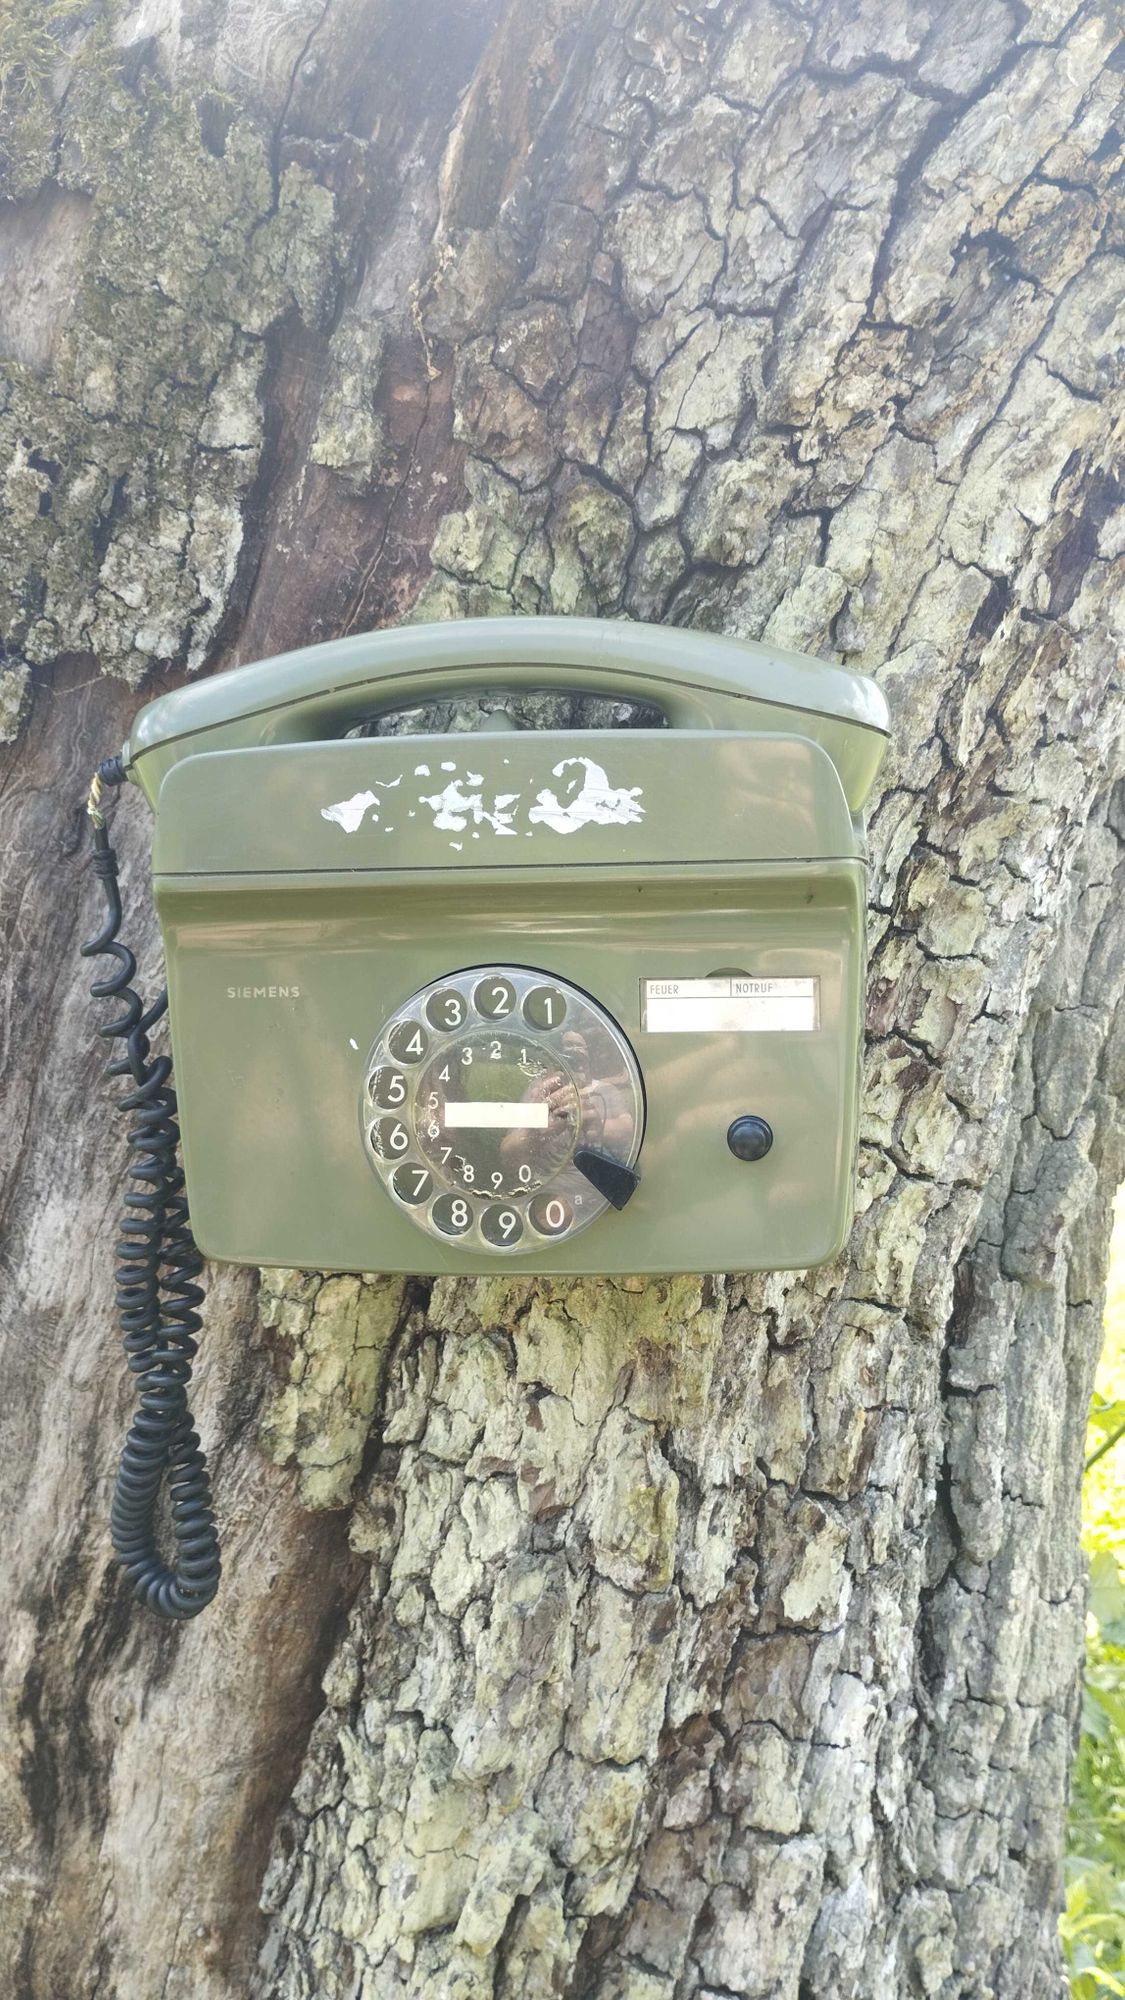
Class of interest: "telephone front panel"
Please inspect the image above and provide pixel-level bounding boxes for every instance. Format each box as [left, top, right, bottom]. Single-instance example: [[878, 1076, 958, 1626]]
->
[[126, 618, 887, 1277], [85, 617, 889, 1617]]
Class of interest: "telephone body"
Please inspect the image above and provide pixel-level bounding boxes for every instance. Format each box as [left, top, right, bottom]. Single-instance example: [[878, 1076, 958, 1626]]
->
[[121, 617, 888, 1277]]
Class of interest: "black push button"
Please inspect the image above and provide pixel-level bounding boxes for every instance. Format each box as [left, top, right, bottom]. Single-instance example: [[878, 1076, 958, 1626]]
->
[[573, 1148, 640, 1210], [727, 1116, 773, 1161]]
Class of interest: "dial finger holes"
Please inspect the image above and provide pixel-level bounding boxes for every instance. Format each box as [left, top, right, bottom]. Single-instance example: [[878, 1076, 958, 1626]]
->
[[426, 988, 468, 1032], [369, 1066, 407, 1109], [481, 1203, 524, 1248], [373, 1117, 411, 1159], [524, 984, 567, 1030], [475, 975, 515, 1019], [392, 1163, 433, 1205], [389, 1020, 428, 1063], [362, 966, 643, 1255], [431, 1193, 473, 1236], [529, 1193, 573, 1237]]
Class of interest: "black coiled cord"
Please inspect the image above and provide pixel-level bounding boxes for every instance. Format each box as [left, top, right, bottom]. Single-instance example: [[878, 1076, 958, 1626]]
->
[[81, 761, 221, 1619]]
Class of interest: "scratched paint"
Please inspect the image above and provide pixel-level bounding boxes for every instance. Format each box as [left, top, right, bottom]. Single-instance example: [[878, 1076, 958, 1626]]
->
[[528, 756, 644, 835], [321, 789, 380, 833], [419, 775, 521, 836], [321, 757, 645, 846], [320, 776, 401, 832]]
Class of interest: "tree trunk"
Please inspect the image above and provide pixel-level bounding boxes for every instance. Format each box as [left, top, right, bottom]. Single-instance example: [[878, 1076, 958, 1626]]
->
[[1, 3, 1123, 1997]]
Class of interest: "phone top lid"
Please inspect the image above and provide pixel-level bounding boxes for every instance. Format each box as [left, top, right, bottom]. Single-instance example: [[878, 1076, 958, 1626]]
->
[[150, 730, 867, 877]]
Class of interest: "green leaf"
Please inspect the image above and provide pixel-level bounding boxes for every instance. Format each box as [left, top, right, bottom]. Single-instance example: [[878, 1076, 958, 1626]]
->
[[1090, 1550, 1125, 1635], [1089, 1399, 1125, 1434]]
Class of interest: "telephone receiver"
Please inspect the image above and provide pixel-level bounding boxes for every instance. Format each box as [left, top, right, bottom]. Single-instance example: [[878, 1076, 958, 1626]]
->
[[84, 617, 889, 1619], [121, 614, 888, 810]]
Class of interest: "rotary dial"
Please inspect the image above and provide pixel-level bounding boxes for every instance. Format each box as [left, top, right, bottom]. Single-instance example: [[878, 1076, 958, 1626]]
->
[[362, 967, 643, 1252]]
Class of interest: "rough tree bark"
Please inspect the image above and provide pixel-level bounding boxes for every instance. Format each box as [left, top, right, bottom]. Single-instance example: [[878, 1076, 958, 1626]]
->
[[0, 3, 1123, 1997]]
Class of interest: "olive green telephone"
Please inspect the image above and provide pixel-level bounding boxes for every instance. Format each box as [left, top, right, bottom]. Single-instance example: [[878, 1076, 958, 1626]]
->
[[83, 617, 888, 1614]]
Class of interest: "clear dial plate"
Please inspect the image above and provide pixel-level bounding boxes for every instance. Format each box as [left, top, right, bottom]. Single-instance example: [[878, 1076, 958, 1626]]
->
[[362, 967, 644, 1253]]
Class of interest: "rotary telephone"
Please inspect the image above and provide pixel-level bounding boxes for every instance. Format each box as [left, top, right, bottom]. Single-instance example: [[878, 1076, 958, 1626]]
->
[[83, 616, 888, 1615]]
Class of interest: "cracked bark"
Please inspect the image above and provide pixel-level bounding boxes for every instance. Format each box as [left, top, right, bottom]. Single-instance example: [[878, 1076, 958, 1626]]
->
[[0, 3, 1123, 1997]]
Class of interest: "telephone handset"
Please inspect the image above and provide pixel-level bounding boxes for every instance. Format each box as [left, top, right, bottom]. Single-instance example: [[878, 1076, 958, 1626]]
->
[[83, 617, 888, 1616]]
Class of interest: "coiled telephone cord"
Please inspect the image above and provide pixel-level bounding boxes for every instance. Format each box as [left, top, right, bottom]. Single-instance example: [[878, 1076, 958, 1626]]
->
[[81, 760, 221, 1619]]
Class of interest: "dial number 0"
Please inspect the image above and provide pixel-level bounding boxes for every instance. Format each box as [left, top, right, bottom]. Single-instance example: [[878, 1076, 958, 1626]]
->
[[529, 1193, 573, 1237]]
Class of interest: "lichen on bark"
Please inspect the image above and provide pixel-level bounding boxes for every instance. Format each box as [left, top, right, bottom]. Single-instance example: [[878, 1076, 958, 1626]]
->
[[259, 1270, 408, 1510], [0, 40, 341, 717], [310, 307, 389, 494]]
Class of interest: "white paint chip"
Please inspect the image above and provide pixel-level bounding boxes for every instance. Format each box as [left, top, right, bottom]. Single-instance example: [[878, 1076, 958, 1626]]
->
[[321, 776, 402, 833], [419, 778, 520, 843], [529, 755, 644, 836], [322, 789, 379, 833], [327, 754, 645, 848]]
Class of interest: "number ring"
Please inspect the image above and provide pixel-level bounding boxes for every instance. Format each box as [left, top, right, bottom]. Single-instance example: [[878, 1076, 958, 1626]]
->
[[361, 967, 643, 1254]]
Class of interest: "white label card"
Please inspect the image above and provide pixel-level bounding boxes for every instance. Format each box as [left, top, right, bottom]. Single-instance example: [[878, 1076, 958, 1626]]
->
[[443, 1102, 550, 1129], [643, 976, 819, 1033]]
